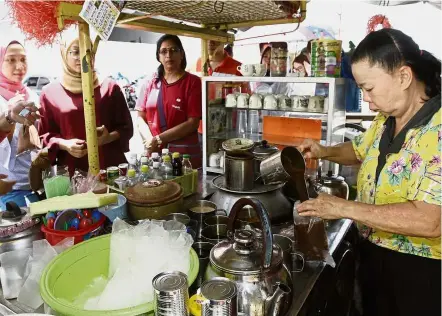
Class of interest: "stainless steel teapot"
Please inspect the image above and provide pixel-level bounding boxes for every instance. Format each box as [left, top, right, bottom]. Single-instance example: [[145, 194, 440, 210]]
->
[[204, 198, 292, 316], [316, 170, 349, 200]]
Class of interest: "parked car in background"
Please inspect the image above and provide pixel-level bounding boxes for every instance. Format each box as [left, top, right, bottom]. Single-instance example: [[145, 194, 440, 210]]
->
[[23, 75, 55, 96]]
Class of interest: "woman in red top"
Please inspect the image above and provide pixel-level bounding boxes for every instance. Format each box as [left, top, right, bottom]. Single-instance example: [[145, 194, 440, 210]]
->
[[38, 35, 133, 175], [136, 35, 202, 168]]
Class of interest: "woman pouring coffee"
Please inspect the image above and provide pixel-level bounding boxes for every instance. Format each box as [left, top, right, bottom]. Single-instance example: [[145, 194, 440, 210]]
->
[[297, 29, 441, 316], [136, 35, 202, 168]]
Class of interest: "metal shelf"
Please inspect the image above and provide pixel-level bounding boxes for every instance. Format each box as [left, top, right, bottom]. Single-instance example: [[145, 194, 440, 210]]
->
[[208, 131, 263, 141], [206, 167, 224, 174], [202, 76, 346, 85]]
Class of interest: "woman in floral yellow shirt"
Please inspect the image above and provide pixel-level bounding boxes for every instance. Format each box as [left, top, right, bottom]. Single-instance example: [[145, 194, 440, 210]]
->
[[298, 28, 441, 316]]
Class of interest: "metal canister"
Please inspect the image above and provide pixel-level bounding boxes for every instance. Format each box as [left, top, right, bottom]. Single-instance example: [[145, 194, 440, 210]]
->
[[118, 163, 129, 176], [113, 176, 128, 191], [201, 277, 237, 316], [106, 166, 119, 185], [99, 169, 107, 183], [153, 271, 189, 316]]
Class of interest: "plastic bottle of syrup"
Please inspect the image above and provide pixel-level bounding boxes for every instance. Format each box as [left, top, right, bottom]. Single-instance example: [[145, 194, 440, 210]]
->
[[128, 153, 139, 173], [161, 148, 171, 163], [161, 156, 174, 180], [150, 152, 160, 166], [172, 152, 183, 177], [140, 156, 149, 168], [126, 169, 138, 187], [182, 154, 193, 174], [151, 161, 163, 180], [139, 165, 150, 183]]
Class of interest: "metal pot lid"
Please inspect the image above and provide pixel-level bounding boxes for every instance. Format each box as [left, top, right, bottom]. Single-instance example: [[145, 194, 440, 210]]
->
[[210, 229, 283, 275], [125, 179, 182, 205], [222, 138, 254, 154], [252, 140, 278, 158], [321, 170, 345, 184]]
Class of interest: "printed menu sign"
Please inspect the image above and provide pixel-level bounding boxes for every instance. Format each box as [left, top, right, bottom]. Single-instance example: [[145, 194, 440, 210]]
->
[[80, 0, 126, 40]]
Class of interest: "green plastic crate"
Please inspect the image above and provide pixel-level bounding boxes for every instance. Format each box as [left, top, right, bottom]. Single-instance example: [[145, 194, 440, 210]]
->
[[165, 169, 198, 197]]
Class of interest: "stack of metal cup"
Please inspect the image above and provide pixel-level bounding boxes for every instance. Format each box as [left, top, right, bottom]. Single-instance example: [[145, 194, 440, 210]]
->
[[200, 277, 237, 316], [152, 271, 189, 316]]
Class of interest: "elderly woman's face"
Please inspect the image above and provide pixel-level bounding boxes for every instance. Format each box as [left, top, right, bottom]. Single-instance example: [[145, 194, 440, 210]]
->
[[352, 60, 407, 116], [2, 43, 27, 83], [159, 40, 183, 72]]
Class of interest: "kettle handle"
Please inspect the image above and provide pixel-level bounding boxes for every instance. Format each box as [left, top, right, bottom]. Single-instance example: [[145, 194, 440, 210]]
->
[[227, 198, 273, 269]]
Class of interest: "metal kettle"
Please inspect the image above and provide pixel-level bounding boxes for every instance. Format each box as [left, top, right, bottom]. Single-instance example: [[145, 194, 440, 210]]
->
[[204, 198, 292, 316], [316, 170, 349, 200]]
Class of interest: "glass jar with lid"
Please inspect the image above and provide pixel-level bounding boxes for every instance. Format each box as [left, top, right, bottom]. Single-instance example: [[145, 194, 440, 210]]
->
[[270, 42, 288, 77]]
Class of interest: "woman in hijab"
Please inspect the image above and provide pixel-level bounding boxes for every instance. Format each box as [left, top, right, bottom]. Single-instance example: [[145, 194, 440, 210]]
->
[[38, 32, 133, 175], [0, 41, 40, 209]]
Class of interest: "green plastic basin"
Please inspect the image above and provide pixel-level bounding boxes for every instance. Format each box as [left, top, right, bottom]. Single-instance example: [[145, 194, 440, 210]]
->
[[40, 234, 199, 316]]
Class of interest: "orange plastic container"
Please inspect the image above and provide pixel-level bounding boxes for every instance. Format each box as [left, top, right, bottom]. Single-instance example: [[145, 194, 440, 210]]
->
[[41, 215, 106, 246]]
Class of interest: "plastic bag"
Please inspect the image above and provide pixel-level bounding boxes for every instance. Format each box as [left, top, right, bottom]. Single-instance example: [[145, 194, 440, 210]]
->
[[86, 218, 193, 310], [71, 169, 100, 194], [17, 238, 74, 309], [43, 165, 72, 198], [293, 202, 335, 267], [0, 248, 32, 299]]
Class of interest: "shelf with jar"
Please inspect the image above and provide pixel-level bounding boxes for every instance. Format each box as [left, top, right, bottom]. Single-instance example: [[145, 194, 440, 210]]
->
[[202, 77, 347, 175]]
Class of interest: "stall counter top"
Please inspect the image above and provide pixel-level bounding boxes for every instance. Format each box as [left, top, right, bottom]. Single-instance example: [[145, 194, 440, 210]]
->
[[0, 171, 352, 315]]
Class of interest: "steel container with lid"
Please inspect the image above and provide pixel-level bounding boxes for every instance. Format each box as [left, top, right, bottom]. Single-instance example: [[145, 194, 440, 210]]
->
[[222, 138, 256, 191], [153, 271, 189, 316], [204, 198, 292, 316], [201, 277, 237, 316], [125, 179, 184, 220], [317, 170, 349, 200], [252, 140, 279, 179], [0, 202, 42, 254]]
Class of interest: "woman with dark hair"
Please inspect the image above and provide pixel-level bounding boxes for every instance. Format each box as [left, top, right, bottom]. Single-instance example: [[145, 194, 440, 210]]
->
[[297, 28, 441, 316], [292, 53, 309, 76], [136, 34, 202, 167], [260, 43, 271, 77]]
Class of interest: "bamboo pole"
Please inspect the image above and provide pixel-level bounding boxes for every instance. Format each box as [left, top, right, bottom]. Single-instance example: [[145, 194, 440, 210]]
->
[[78, 23, 100, 175], [201, 38, 209, 76]]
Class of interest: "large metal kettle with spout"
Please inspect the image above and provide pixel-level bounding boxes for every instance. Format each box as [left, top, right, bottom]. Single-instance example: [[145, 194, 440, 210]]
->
[[204, 198, 292, 316], [316, 170, 349, 200]]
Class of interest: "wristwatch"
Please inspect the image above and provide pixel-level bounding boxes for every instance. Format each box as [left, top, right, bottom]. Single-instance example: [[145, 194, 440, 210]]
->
[[155, 135, 163, 145], [3, 109, 15, 125]]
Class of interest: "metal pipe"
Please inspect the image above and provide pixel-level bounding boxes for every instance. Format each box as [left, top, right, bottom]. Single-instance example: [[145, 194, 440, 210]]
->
[[78, 23, 99, 175], [201, 25, 209, 76]]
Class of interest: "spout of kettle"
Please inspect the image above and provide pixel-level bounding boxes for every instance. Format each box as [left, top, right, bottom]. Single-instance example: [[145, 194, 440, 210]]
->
[[265, 282, 292, 316]]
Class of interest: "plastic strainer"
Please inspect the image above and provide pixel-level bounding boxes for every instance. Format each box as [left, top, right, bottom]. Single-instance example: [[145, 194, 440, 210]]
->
[[40, 235, 199, 316]]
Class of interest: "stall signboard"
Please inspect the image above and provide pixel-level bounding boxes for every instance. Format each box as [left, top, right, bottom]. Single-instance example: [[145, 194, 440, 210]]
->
[[79, 0, 126, 40]]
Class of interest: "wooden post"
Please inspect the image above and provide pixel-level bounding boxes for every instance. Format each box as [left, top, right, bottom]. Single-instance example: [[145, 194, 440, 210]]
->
[[78, 23, 100, 175], [201, 37, 209, 76]]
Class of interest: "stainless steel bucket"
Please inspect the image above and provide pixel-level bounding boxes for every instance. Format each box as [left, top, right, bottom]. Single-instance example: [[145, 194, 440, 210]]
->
[[224, 153, 255, 191], [259, 147, 305, 185]]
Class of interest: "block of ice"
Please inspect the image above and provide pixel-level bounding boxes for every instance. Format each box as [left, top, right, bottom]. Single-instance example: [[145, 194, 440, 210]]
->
[[82, 218, 195, 310]]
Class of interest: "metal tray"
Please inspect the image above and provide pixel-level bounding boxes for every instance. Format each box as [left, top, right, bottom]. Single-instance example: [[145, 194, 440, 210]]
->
[[212, 175, 285, 194]]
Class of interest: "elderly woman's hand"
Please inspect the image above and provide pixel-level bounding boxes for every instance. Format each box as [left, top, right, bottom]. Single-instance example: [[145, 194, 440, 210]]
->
[[296, 193, 349, 220], [298, 139, 327, 159]]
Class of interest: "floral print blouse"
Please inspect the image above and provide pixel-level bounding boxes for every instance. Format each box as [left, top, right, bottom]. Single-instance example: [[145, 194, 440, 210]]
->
[[352, 96, 441, 259]]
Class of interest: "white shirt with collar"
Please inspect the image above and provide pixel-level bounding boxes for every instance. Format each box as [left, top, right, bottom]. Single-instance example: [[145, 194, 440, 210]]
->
[[0, 88, 39, 191]]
